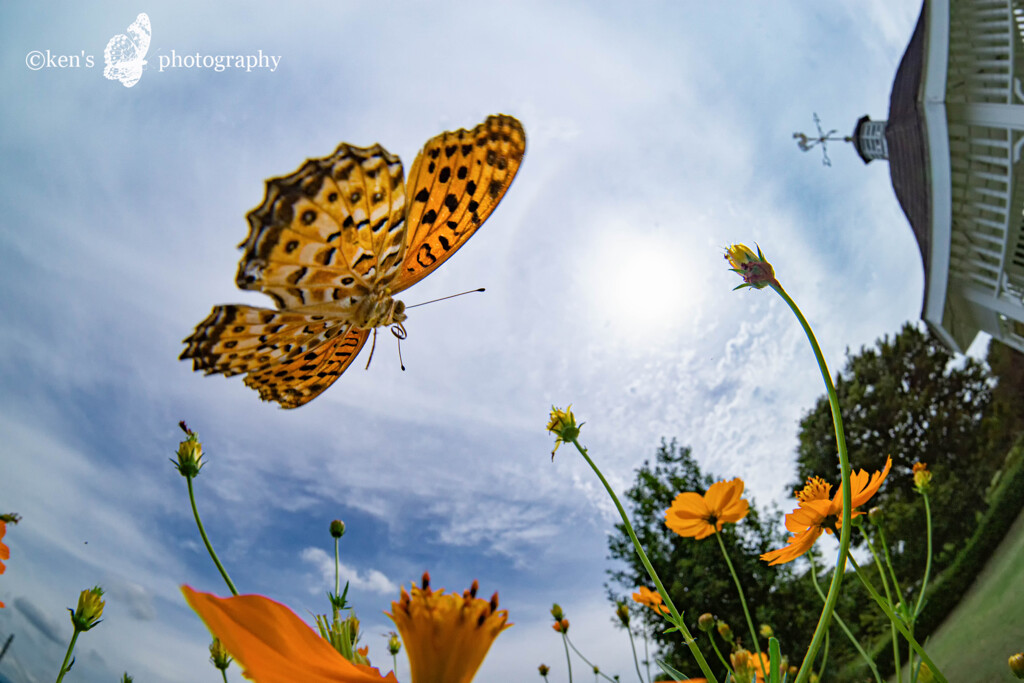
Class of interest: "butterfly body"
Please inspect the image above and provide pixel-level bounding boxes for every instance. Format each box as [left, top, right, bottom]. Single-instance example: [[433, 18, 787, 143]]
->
[[181, 115, 525, 408]]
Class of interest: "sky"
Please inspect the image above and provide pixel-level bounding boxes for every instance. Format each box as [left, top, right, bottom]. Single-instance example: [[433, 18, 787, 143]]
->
[[0, 1, 956, 681]]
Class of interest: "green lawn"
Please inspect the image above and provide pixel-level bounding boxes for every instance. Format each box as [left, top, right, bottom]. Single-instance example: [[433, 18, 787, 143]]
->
[[892, 506, 1024, 682]]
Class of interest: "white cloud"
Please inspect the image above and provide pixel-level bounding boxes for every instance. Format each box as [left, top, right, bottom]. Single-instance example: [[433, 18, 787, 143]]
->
[[300, 547, 398, 596]]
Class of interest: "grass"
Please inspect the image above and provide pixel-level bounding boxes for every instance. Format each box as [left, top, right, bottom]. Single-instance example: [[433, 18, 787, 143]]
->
[[892, 505, 1024, 682]]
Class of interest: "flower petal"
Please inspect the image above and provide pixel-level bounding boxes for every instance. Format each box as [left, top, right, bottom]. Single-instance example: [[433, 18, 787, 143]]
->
[[704, 479, 739, 515], [182, 586, 397, 683], [760, 526, 823, 565], [666, 492, 709, 519]]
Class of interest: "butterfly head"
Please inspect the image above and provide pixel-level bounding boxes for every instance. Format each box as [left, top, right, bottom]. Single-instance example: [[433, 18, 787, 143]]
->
[[354, 286, 407, 330]]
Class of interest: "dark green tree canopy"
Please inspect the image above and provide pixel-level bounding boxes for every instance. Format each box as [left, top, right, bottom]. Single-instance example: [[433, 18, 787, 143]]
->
[[606, 440, 816, 676], [794, 322, 997, 576]]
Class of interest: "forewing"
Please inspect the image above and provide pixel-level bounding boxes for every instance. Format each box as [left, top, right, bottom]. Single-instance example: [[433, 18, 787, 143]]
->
[[236, 144, 408, 311], [392, 114, 525, 292]]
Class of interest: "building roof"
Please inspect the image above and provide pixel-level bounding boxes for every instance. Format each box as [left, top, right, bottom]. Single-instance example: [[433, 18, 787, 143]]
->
[[885, 1, 931, 284]]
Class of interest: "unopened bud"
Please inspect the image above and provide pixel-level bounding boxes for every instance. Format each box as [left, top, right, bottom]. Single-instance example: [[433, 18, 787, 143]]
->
[[1009, 653, 1024, 679], [330, 520, 346, 538], [698, 613, 715, 632]]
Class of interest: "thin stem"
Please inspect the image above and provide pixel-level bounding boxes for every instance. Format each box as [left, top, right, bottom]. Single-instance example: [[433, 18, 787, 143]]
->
[[643, 629, 651, 683], [914, 494, 933, 619], [707, 631, 734, 678], [562, 632, 574, 683], [570, 437, 718, 683], [565, 634, 618, 682], [875, 525, 904, 604], [333, 536, 341, 621], [848, 556, 948, 683], [771, 283, 852, 683], [220, 669, 229, 683], [714, 532, 766, 680], [187, 475, 238, 596], [863, 531, 901, 683], [626, 628, 645, 683], [55, 628, 80, 683], [808, 557, 881, 683]]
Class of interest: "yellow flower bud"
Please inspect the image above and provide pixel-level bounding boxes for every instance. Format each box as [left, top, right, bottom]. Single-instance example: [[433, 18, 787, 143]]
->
[[173, 430, 204, 478], [717, 619, 733, 642], [209, 638, 232, 671], [759, 623, 773, 638], [615, 601, 631, 627], [698, 613, 715, 632], [1008, 653, 1024, 679], [725, 243, 776, 290], [550, 603, 564, 621], [913, 462, 932, 492], [387, 631, 401, 656], [546, 406, 582, 458], [538, 664, 550, 677], [70, 586, 105, 632]]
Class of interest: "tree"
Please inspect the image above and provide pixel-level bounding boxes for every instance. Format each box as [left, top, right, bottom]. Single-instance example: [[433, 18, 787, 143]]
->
[[606, 439, 818, 677], [793, 322, 997, 583]]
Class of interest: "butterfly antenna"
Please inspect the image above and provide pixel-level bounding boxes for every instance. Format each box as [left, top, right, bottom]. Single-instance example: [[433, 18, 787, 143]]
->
[[365, 328, 378, 370], [405, 288, 485, 309], [390, 323, 407, 371]]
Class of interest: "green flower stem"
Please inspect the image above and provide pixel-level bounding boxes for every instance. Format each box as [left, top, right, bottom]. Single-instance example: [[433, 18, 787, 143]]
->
[[771, 283, 852, 683], [626, 627, 646, 683], [642, 630, 652, 683], [808, 556, 881, 683], [862, 530, 901, 683], [570, 437, 718, 683], [847, 556, 947, 683], [333, 536, 341, 621], [187, 475, 238, 596], [707, 632, 734, 678], [714, 532, 766, 679], [55, 627, 81, 683], [565, 635, 618, 682], [914, 494, 933, 619], [561, 632, 574, 683], [220, 669, 229, 683], [875, 525, 904, 605]]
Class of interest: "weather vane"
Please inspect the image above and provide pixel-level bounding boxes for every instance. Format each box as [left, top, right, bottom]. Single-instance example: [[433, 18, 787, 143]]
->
[[793, 113, 851, 167]]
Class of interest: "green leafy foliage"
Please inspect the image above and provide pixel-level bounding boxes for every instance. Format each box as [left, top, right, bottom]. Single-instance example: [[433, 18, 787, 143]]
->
[[793, 323, 997, 583], [606, 440, 818, 677]]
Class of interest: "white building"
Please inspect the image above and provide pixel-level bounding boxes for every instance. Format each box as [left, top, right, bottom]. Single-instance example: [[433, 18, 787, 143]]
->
[[853, 0, 1024, 354]]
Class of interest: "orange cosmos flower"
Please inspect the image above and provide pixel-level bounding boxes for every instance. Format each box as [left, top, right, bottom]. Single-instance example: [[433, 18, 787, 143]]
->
[[387, 572, 511, 683], [665, 478, 750, 540], [0, 520, 8, 608], [761, 456, 892, 565], [182, 586, 398, 683], [631, 586, 669, 615]]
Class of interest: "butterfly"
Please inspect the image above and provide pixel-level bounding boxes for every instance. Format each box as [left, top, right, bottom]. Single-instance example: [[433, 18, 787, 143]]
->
[[181, 114, 526, 408], [104, 13, 151, 88]]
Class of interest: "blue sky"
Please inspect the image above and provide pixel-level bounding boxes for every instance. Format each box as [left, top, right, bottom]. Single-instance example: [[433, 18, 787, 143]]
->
[[0, 2, 948, 681]]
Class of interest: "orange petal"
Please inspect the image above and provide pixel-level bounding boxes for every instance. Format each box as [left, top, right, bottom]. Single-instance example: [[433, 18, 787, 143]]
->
[[666, 516, 713, 539], [760, 526, 823, 566], [719, 497, 750, 524], [182, 586, 397, 683], [852, 456, 892, 508], [666, 492, 709, 519], [704, 479, 740, 514]]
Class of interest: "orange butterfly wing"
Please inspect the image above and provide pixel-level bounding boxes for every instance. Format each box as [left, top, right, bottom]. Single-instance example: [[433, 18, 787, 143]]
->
[[242, 328, 370, 408], [391, 114, 525, 292]]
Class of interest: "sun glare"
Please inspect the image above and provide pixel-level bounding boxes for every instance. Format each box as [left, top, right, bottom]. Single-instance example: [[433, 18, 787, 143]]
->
[[583, 229, 701, 339]]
